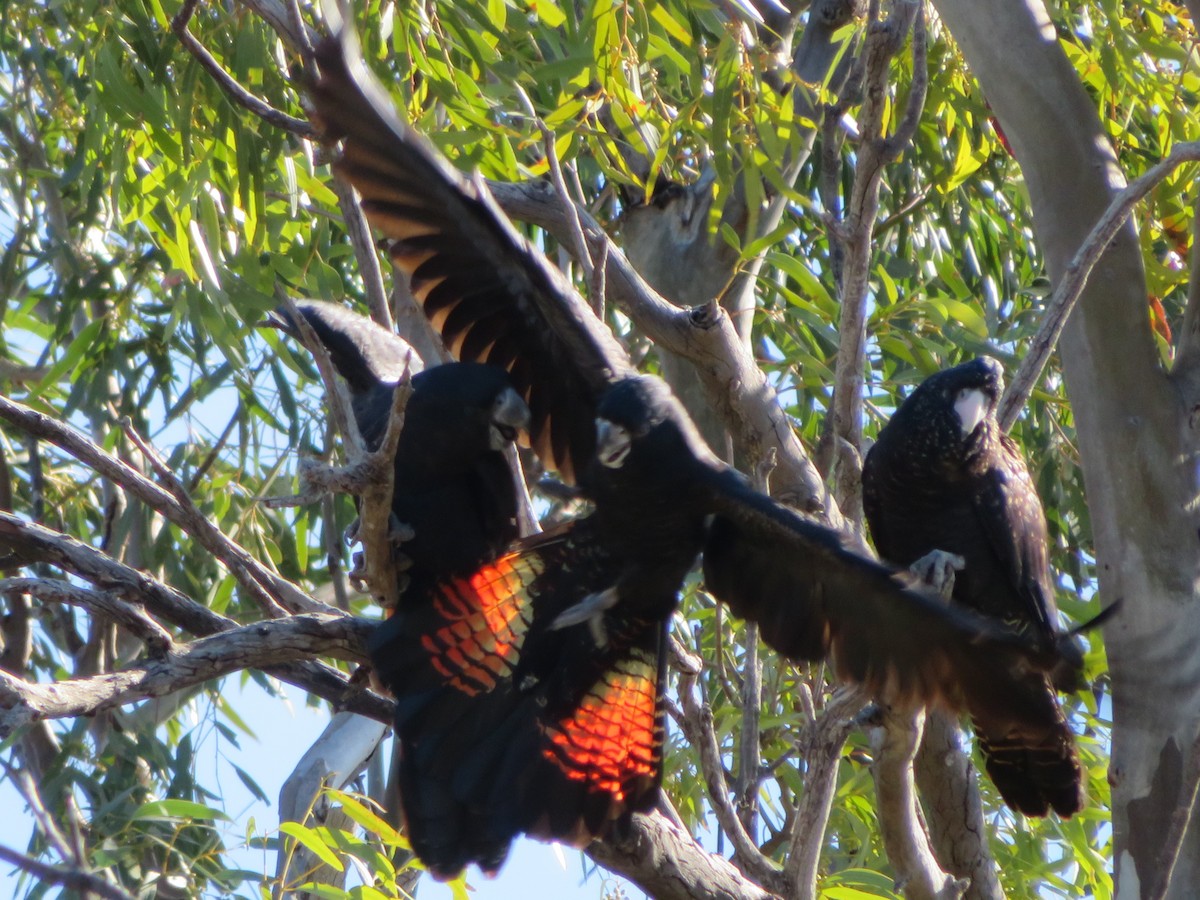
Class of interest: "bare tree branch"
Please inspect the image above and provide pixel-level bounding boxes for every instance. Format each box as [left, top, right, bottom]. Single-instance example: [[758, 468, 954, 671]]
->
[[784, 685, 864, 899], [486, 179, 840, 524], [240, 0, 323, 53], [586, 809, 779, 900], [0, 512, 392, 722], [0, 395, 334, 618], [514, 87, 595, 293], [674, 670, 787, 894], [830, 0, 924, 531], [914, 713, 1003, 900], [0, 613, 372, 736], [868, 705, 964, 900], [330, 177, 396, 330]]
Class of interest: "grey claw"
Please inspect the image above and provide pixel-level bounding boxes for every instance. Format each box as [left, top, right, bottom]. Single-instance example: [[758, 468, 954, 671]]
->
[[550, 587, 619, 631]]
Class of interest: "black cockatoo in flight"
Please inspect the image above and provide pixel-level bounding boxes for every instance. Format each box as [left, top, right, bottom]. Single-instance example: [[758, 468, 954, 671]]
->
[[863, 356, 1087, 818], [307, 23, 1072, 876], [269, 299, 530, 596]]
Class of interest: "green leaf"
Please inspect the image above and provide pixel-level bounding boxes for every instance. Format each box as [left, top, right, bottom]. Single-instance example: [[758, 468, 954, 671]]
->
[[133, 799, 229, 821], [280, 822, 345, 872], [326, 791, 407, 848]]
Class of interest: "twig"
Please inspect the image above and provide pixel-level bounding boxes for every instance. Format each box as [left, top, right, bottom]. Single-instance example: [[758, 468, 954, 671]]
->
[[186, 404, 240, 493], [514, 86, 595, 291], [737, 450, 777, 838], [241, 0, 322, 54], [737, 624, 763, 838], [329, 177, 395, 331], [0, 843, 134, 900], [321, 489, 350, 611], [784, 685, 864, 899], [0, 578, 173, 655], [6, 765, 76, 866], [287, 0, 315, 64], [999, 139, 1200, 431], [829, 0, 924, 531], [0, 395, 332, 618], [668, 629, 703, 675], [675, 670, 787, 894], [171, 0, 315, 138]]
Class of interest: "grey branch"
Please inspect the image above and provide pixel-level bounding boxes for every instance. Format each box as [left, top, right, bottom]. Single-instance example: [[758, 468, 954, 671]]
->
[[487, 179, 839, 524], [0, 613, 373, 737], [784, 685, 864, 899], [868, 704, 965, 900], [830, 0, 924, 531], [0, 512, 392, 723], [915, 712, 1003, 900], [0, 578, 173, 654], [330, 177, 395, 330], [674, 671, 787, 895], [586, 809, 778, 900]]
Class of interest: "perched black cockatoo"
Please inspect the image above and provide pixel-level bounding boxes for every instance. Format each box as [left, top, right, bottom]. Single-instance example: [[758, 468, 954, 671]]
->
[[269, 300, 530, 595], [862, 356, 1085, 818], [308, 24, 1069, 876]]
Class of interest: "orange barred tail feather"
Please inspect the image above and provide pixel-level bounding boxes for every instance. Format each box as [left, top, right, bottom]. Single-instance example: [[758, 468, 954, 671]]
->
[[368, 531, 664, 879], [529, 633, 664, 844], [418, 552, 543, 696]]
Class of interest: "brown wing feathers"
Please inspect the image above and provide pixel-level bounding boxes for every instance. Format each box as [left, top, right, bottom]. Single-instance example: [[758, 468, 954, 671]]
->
[[310, 29, 631, 484]]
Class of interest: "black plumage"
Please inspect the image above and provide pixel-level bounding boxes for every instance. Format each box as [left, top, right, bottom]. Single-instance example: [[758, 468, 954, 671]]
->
[[862, 356, 1085, 817], [309, 25, 1070, 875], [270, 300, 529, 595]]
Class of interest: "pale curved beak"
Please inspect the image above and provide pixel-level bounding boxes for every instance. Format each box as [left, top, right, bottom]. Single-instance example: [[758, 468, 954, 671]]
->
[[595, 418, 632, 468], [954, 387, 988, 437], [490, 387, 531, 449]]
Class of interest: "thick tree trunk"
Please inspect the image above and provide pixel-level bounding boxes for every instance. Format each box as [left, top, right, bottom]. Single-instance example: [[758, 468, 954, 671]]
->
[[930, 1, 1200, 897]]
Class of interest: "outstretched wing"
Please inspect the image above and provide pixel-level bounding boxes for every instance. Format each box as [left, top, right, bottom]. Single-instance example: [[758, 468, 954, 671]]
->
[[370, 527, 662, 878], [700, 469, 1063, 740], [309, 28, 635, 484]]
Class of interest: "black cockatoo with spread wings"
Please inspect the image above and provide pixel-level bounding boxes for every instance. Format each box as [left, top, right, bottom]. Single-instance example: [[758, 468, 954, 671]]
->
[[269, 299, 529, 596], [862, 356, 1086, 818], [307, 25, 1071, 875]]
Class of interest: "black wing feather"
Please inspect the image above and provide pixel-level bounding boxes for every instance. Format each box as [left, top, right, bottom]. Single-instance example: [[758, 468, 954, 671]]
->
[[310, 29, 635, 483], [700, 469, 1060, 737]]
